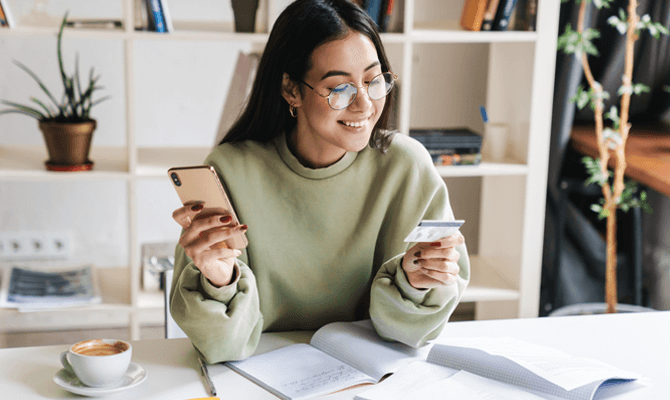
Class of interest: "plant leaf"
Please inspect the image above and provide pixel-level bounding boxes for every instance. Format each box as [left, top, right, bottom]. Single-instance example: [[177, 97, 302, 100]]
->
[[11, 60, 61, 109], [0, 100, 46, 119], [30, 97, 54, 119]]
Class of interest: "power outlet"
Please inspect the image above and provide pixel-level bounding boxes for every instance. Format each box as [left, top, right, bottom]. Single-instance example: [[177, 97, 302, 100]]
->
[[0, 231, 71, 260]]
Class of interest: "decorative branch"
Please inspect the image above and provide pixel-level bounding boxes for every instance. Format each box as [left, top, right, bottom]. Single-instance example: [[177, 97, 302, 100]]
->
[[558, 0, 666, 313]]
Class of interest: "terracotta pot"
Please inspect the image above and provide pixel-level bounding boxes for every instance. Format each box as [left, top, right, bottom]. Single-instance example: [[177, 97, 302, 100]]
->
[[231, 0, 259, 32], [38, 119, 96, 170]]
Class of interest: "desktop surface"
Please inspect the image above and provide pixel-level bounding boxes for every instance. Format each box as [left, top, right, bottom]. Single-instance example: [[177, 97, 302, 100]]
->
[[0, 311, 667, 399]]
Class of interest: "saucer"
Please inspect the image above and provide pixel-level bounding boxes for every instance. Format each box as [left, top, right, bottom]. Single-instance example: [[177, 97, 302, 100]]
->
[[53, 362, 147, 397]]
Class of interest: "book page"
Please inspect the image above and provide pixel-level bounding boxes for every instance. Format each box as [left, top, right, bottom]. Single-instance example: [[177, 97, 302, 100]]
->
[[310, 321, 430, 381], [406, 371, 550, 400], [354, 361, 457, 400], [226, 343, 375, 400], [428, 337, 642, 400]]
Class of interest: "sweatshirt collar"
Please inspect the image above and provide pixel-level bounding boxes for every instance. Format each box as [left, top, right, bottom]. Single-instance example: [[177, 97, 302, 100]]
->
[[275, 131, 358, 179]]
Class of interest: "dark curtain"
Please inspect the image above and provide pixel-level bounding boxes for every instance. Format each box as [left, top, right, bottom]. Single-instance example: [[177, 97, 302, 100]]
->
[[540, 0, 670, 315]]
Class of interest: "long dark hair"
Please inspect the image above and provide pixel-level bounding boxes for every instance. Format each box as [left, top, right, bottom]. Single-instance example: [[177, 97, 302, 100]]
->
[[220, 0, 395, 152]]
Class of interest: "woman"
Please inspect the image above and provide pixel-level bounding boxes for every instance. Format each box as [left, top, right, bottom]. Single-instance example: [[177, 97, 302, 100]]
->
[[170, 0, 470, 364]]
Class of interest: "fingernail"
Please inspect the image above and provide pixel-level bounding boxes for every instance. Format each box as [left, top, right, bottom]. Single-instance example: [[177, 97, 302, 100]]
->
[[191, 204, 203, 212], [234, 250, 242, 257], [430, 242, 441, 247], [239, 224, 248, 232], [220, 216, 232, 223], [414, 251, 421, 258]]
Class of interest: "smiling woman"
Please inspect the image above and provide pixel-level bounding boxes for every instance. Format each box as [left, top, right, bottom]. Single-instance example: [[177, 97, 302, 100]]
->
[[168, 0, 471, 366]]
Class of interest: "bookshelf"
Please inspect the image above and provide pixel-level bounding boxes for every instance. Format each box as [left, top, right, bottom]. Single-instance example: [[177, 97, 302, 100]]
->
[[0, 0, 559, 338]]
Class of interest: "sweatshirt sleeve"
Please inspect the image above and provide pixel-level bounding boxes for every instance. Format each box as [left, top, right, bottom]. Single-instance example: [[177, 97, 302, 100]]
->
[[169, 244, 264, 363], [369, 242, 470, 348], [368, 139, 471, 348]]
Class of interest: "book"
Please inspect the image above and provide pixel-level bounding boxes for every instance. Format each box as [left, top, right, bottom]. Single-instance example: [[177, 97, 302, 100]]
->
[[355, 336, 643, 400], [491, 0, 519, 31], [226, 320, 430, 400], [213, 51, 261, 146], [525, 0, 537, 31], [159, 0, 173, 32], [134, 0, 149, 31], [481, 0, 501, 31], [0, 265, 102, 311], [0, 0, 15, 28], [410, 128, 483, 150], [459, 0, 488, 31], [146, 0, 166, 33], [364, 0, 383, 28], [430, 152, 482, 166], [378, 0, 396, 32]]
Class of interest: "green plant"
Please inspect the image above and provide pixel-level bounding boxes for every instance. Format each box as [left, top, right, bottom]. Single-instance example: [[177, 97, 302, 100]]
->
[[557, 0, 667, 313], [0, 13, 109, 122]]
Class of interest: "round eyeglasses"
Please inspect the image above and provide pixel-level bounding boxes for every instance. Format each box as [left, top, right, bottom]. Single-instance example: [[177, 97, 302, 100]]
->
[[301, 72, 397, 110]]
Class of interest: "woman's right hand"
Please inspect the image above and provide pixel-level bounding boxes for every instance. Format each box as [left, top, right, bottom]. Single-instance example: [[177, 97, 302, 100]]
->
[[172, 203, 247, 287]]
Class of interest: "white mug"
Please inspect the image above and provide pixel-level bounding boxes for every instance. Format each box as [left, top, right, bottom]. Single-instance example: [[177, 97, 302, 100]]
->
[[482, 122, 510, 162], [60, 339, 132, 387]]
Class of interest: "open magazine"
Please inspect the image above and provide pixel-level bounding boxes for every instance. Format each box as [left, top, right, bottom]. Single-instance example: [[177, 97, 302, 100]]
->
[[0, 265, 101, 311]]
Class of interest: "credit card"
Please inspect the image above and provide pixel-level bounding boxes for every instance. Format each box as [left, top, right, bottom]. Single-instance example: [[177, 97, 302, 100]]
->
[[403, 220, 464, 243]]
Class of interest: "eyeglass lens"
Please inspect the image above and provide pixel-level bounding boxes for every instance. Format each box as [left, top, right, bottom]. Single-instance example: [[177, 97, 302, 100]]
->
[[328, 73, 394, 110]]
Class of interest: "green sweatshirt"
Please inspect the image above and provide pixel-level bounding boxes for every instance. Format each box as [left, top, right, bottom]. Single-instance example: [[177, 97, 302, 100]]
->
[[170, 132, 470, 363]]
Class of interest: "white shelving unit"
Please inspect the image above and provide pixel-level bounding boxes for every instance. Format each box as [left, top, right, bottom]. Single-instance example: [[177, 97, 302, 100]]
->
[[0, 0, 559, 339]]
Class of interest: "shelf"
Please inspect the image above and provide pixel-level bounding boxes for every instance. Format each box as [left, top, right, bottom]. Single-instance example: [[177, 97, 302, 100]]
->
[[411, 21, 537, 43], [0, 266, 131, 333], [462, 255, 520, 302], [436, 162, 528, 177], [0, 146, 129, 180], [0, 25, 127, 39], [136, 147, 211, 177]]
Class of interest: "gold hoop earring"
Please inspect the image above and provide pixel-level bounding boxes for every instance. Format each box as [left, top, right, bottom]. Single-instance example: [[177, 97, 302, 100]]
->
[[289, 104, 297, 118]]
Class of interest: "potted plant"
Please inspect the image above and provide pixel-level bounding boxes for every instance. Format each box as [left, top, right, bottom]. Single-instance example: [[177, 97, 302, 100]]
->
[[0, 13, 109, 171], [555, 0, 667, 314]]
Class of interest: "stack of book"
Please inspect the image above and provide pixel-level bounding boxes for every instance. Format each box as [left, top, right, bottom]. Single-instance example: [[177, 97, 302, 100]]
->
[[410, 128, 483, 166]]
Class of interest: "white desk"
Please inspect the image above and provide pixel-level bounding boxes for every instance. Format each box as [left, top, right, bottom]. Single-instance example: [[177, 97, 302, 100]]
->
[[1, 311, 668, 399]]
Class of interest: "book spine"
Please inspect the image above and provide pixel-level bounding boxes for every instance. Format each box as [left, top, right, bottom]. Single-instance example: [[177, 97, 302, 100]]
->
[[433, 153, 482, 166], [0, 0, 15, 28], [526, 0, 537, 31], [481, 0, 501, 31], [0, 4, 7, 27], [492, 0, 518, 31], [365, 0, 382, 27], [159, 0, 173, 32], [147, 0, 166, 32], [379, 0, 396, 33], [459, 0, 488, 31]]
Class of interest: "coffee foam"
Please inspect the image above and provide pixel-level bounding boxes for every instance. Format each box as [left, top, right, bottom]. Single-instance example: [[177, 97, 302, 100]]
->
[[72, 340, 129, 357]]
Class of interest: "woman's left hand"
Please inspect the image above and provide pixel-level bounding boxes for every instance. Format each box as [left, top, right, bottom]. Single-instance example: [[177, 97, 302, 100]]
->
[[402, 232, 465, 289]]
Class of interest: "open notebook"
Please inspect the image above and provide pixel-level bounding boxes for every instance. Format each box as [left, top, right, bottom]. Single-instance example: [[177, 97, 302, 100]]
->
[[227, 322, 642, 400], [226, 321, 429, 400], [356, 336, 643, 400]]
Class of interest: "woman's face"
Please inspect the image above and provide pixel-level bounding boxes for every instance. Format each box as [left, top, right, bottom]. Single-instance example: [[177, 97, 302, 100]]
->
[[290, 31, 386, 168]]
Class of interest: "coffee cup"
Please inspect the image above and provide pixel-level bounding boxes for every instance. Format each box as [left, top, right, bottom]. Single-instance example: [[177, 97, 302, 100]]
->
[[60, 339, 132, 387]]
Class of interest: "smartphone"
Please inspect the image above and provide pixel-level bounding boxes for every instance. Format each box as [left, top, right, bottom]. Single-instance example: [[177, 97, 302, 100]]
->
[[168, 165, 248, 249]]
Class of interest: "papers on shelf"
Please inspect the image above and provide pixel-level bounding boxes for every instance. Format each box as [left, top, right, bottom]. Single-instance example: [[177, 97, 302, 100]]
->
[[0, 264, 101, 311]]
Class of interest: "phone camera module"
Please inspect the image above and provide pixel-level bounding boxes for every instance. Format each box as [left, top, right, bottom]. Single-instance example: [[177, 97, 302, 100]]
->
[[171, 173, 181, 187]]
